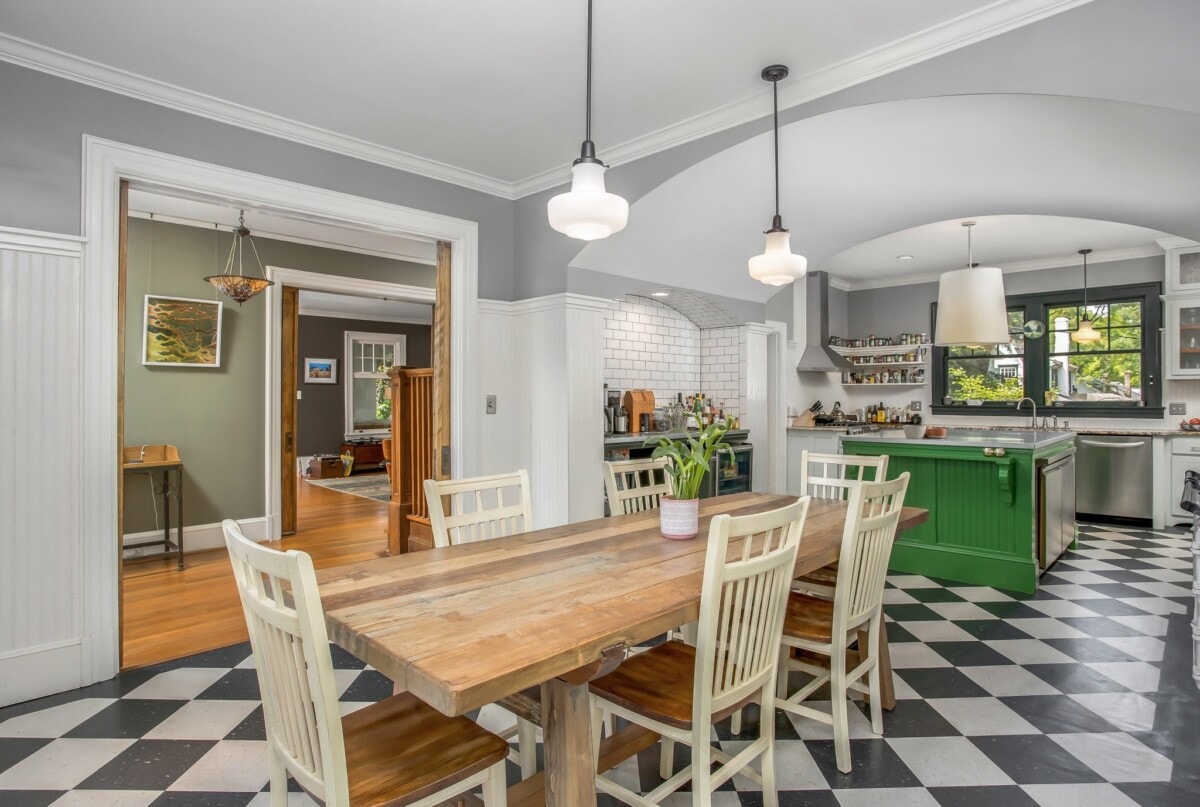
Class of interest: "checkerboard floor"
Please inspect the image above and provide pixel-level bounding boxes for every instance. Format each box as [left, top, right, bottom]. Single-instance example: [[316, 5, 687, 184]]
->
[[1, 523, 1197, 806]]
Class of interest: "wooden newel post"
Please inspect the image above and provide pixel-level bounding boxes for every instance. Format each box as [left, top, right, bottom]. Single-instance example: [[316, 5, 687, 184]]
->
[[387, 366, 412, 555]]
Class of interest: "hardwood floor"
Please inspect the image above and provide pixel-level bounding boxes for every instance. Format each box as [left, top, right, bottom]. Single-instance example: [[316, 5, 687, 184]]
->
[[120, 476, 390, 670]]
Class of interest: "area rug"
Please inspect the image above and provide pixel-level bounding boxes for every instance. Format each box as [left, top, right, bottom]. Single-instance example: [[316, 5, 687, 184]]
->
[[304, 473, 391, 502]]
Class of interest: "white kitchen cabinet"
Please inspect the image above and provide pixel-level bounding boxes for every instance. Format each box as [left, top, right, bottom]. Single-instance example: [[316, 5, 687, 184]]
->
[[786, 429, 841, 495], [1165, 244, 1200, 294], [1163, 295, 1200, 378], [1169, 437, 1200, 524]]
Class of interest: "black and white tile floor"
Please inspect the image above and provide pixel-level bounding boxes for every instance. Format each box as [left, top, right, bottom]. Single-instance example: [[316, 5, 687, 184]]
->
[[1, 523, 1196, 806]]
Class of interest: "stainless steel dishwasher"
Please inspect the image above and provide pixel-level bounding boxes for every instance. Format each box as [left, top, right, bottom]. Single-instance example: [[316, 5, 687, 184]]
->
[[1075, 434, 1154, 522]]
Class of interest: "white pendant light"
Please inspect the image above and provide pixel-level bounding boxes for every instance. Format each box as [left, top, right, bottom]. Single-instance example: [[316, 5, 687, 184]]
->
[[1071, 248, 1103, 344], [934, 221, 1009, 347], [748, 65, 806, 286], [547, 0, 628, 241]]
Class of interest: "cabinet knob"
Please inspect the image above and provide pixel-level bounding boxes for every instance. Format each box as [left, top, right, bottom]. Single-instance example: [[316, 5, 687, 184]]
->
[[983, 448, 995, 457]]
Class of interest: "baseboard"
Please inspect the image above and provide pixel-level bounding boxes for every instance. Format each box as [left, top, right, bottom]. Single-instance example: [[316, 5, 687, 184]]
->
[[889, 540, 1038, 595], [0, 639, 83, 708], [121, 516, 270, 556]]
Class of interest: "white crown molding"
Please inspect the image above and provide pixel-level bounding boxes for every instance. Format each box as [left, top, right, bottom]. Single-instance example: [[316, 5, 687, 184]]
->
[[265, 266, 436, 304], [0, 32, 514, 198], [839, 243, 1162, 292], [127, 210, 437, 266], [501, 292, 613, 316], [0, 225, 86, 257], [511, 0, 1096, 196], [827, 276, 852, 292], [1156, 236, 1200, 250], [1, 0, 1091, 200], [298, 307, 432, 326]]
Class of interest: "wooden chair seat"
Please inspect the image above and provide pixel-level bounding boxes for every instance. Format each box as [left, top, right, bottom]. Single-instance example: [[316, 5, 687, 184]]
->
[[795, 561, 839, 587], [344, 692, 509, 806], [589, 640, 756, 730], [783, 592, 837, 643]]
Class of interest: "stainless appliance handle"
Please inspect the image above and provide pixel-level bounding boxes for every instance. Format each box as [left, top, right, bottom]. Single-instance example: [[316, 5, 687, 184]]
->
[[1078, 439, 1147, 449]]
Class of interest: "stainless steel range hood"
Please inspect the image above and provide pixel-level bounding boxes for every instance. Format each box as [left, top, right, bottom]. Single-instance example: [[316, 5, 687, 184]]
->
[[796, 272, 854, 373]]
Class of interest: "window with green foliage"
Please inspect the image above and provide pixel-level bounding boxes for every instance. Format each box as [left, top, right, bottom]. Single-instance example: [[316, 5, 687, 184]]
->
[[932, 283, 1162, 418]]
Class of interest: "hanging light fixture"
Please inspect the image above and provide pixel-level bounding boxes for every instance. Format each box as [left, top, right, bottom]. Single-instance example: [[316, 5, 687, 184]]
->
[[205, 210, 274, 304], [934, 221, 1009, 347], [748, 65, 806, 286], [1071, 248, 1102, 344], [547, 0, 628, 241]]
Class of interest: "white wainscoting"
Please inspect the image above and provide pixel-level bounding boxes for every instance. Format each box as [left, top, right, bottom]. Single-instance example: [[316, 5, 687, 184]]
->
[[0, 227, 87, 707], [478, 295, 610, 529], [741, 324, 772, 493]]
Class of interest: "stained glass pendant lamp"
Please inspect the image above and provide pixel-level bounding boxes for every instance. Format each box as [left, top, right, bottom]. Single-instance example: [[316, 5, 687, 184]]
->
[[934, 221, 1009, 347], [546, 0, 628, 241], [1071, 249, 1102, 343], [205, 210, 275, 304], [748, 65, 806, 286]]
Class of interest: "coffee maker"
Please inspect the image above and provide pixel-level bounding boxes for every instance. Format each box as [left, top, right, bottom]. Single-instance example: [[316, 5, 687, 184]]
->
[[605, 388, 623, 434]]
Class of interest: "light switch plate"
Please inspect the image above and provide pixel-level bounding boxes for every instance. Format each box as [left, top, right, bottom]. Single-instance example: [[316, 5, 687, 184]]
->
[[1169, 402, 1186, 415], [910, 400, 922, 411], [485, 395, 497, 414]]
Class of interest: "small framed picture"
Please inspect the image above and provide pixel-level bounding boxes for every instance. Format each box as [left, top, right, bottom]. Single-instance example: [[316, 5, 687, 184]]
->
[[143, 295, 223, 367], [303, 358, 338, 384]]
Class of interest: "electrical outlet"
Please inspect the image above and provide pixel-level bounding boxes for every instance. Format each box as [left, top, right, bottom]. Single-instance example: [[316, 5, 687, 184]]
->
[[1169, 402, 1186, 416], [910, 400, 922, 411], [485, 394, 497, 414]]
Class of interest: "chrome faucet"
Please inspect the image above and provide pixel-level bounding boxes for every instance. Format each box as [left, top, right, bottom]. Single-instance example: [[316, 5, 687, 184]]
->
[[1017, 397, 1037, 433]]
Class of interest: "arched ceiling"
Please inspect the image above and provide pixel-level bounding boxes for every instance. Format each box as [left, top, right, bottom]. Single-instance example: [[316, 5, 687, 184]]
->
[[573, 93, 1200, 303]]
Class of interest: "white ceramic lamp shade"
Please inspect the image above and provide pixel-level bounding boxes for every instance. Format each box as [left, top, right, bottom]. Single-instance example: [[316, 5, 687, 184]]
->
[[934, 265, 1010, 346], [748, 230, 807, 286], [547, 162, 629, 241], [1071, 319, 1102, 343]]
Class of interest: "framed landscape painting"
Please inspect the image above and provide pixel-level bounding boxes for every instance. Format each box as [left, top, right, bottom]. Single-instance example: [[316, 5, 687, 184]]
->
[[304, 358, 338, 384], [142, 295, 223, 367]]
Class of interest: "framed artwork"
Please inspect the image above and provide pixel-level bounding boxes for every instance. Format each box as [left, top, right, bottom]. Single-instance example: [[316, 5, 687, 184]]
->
[[304, 358, 338, 384], [142, 295, 223, 367]]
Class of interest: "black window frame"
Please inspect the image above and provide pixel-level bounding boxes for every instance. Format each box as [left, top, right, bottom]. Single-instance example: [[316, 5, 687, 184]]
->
[[931, 281, 1162, 419]]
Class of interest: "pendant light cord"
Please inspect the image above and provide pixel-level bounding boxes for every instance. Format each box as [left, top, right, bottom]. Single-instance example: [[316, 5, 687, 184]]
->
[[585, 0, 592, 144], [772, 78, 780, 220], [1082, 251, 1089, 311]]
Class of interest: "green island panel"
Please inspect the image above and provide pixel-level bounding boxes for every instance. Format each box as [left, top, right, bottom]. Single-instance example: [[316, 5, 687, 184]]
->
[[840, 439, 1072, 595]]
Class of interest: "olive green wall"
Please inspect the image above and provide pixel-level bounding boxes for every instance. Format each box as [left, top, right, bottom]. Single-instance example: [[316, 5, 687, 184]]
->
[[122, 217, 434, 534]]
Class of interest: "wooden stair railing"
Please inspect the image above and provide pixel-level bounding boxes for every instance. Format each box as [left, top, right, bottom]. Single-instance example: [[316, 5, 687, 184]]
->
[[387, 367, 434, 554]]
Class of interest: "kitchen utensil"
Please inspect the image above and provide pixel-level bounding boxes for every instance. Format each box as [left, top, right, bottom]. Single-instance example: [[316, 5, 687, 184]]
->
[[924, 426, 948, 438]]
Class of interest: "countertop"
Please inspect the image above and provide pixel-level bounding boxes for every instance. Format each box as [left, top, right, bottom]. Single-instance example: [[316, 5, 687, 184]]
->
[[604, 428, 750, 449], [789, 424, 1200, 438], [839, 428, 1075, 450]]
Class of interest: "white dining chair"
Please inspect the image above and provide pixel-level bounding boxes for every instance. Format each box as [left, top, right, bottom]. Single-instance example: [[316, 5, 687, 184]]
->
[[222, 520, 509, 807], [424, 470, 538, 778], [589, 497, 809, 807], [775, 473, 910, 774], [604, 457, 671, 515], [793, 452, 889, 598]]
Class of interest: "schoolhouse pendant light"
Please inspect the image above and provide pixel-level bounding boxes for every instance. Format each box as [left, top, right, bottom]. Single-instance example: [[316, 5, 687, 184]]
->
[[934, 221, 1009, 347], [547, 0, 628, 241], [748, 65, 807, 286], [1071, 248, 1102, 344], [204, 210, 274, 304]]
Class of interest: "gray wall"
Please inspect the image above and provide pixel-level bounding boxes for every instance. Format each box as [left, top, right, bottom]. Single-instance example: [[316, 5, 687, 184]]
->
[[566, 266, 764, 324], [846, 255, 1164, 336], [0, 61, 516, 300], [296, 316, 431, 456], [122, 218, 433, 533]]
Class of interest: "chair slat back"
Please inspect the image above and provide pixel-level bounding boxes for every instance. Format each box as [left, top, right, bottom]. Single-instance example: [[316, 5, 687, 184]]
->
[[695, 497, 809, 718], [223, 520, 347, 804], [800, 451, 889, 501], [604, 457, 671, 515], [833, 473, 910, 632], [424, 470, 533, 547]]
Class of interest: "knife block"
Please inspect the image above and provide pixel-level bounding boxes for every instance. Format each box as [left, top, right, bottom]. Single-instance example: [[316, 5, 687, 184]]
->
[[791, 410, 816, 428]]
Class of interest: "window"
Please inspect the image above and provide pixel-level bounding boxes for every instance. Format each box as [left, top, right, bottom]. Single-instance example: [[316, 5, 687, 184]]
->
[[344, 331, 406, 437], [932, 282, 1162, 418]]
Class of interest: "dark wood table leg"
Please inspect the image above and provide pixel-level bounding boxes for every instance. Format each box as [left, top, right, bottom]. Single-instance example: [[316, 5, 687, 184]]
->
[[541, 678, 597, 807], [176, 466, 185, 570]]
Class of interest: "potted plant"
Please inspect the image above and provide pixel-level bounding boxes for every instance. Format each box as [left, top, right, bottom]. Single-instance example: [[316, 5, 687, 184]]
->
[[645, 422, 733, 539]]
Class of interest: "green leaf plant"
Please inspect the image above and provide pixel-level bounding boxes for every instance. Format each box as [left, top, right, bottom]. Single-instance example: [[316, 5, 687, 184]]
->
[[645, 422, 733, 501]]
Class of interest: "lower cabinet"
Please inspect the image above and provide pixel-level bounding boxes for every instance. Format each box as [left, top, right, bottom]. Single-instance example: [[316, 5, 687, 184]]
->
[[786, 430, 841, 495]]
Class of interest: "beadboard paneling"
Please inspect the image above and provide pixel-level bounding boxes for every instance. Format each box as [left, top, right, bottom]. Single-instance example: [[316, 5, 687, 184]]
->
[[0, 231, 85, 706]]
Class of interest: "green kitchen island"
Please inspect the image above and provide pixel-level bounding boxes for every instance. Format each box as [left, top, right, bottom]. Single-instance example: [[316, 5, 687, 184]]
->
[[840, 428, 1076, 594]]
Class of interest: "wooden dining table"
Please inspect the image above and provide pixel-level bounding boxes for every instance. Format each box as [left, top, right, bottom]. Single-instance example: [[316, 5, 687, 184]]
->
[[317, 492, 928, 807]]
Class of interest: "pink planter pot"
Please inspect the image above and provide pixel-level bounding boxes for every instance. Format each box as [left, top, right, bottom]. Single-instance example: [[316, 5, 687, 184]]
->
[[660, 496, 699, 540]]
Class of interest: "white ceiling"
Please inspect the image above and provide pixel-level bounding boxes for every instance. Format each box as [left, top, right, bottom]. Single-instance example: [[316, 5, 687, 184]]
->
[[0, 0, 1090, 196], [298, 291, 432, 325], [127, 189, 437, 265], [822, 216, 1171, 288]]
